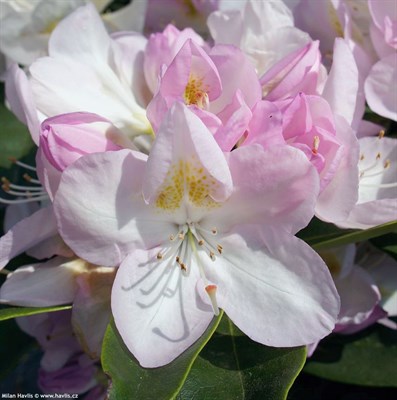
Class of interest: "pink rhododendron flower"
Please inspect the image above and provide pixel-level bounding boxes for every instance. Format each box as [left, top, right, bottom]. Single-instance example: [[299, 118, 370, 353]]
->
[[0, 0, 148, 67], [337, 134, 397, 229], [0, 257, 115, 358], [320, 245, 382, 331], [147, 38, 261, 134], [52, 103, 339, 367], [208, 0, 311, 77], [260, 40, 327, 100], [40, 113, 123, 172], [144, 24, 208, 94], [293, 0, 396, 121], [16, 310, 105, 395], [8, 4, 153, 145]]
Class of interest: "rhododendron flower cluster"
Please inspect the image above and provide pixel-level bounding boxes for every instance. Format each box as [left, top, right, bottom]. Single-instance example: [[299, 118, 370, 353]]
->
[[0, 0, 395, 398]]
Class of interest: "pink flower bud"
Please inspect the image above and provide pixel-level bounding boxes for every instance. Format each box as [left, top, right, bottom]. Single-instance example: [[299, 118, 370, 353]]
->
[[40, 113, 122, 172]]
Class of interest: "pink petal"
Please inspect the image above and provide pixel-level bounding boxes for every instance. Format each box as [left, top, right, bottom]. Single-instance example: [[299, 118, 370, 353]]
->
[[205, 225, 339, 346], [0, 207, 58, 270], [209, 44, 261, 114], [54, 150, 174, 267], [365, 54, 397, 121], [205, 144, 319, 235], [144, 103, 232, 205]]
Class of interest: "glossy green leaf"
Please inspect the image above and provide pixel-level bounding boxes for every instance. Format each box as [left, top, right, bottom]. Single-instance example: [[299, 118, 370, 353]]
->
[[177, 316, 307, 400], [297, 217, 354, 245], [0, 305, 72, 321], [304, 221, 397, 251], [0, 102, 34, 168], [0, 318, 42, 394], [305, 325, 397, 387], [102, 313, 223, 400]]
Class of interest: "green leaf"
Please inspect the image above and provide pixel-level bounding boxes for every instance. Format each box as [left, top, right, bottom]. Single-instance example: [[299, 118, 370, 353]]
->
[[304, 324, 397, 387], [177, 316, 307, 400], [0, 305, 72, 321], [101, 313, 223, 400], [298, 218, 397, 251], [0, 320, 41, 393], [0, 102, 34, 168]]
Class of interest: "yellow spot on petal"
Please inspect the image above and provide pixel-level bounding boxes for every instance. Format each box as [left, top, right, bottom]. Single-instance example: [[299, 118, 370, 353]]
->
[[155, 159, 220, 211]]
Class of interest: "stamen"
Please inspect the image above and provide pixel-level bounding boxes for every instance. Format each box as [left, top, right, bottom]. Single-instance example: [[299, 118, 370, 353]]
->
[[312, 136, 320, 155], [23, 174, 41, 184], [9, 158, 37, 171], [205, 285, 219, 316], [0, 195, 48, 205]]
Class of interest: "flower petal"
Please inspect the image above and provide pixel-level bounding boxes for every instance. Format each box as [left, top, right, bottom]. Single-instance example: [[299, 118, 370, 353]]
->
[[0, 257, 77, 306], [205, 225, 339, 346], [143, 103, 232, 205], [205, 144, 319, 234], [5, 63, 41, 145], [111, 248, 214, 368], [365, 54, 397, 121], [0, 206, 58, 270], [54, 150, 174, 266]]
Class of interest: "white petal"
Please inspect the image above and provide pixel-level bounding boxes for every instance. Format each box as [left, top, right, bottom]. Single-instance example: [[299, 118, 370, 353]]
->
[[0, 257, 77, 306], [111, 248, 214, 368], [205, 225, 340, 347]]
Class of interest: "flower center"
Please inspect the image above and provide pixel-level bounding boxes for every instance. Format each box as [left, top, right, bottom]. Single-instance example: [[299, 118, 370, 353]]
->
[[156, 221, 223, 315], [184, 74, 210, 109], [359, 132, 396, 190]]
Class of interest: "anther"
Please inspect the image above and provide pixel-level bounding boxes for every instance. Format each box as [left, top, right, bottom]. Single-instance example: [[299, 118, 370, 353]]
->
[[376, 152, 381, 160], [23, 173, 32, 182], [360, 154, 365, 161], [211, 228, 217, 235], [169, 234, 175, 241], [209, 251, 216, 261], [217, 244, 223, 254], [178, 231, 185, 240], [384, 159, 391, 169], [312, 136, 320, 155], [378, 130, 385, 139], [157, 252, 163, 260], [198, 240, 204, 246]]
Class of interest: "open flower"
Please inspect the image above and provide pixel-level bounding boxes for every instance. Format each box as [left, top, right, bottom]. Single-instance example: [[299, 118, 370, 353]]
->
[[53, 103, 339, 367], [0, 0, 148, 67], [337, 133, 397, 229]]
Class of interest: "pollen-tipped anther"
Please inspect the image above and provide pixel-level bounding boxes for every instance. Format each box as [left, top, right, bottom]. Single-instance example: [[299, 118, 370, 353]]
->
[[312, 136, 320, 155], [205, 285, 219, 315]]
